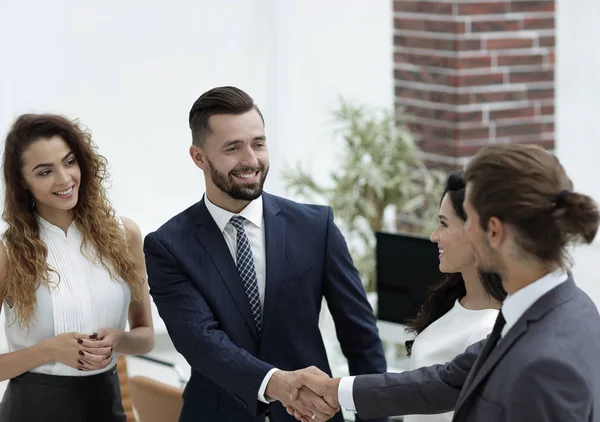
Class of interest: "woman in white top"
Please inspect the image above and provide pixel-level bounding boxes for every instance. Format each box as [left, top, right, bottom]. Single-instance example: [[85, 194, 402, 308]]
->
[[0, 114, 155, 421], [404, 171, 506, 422]]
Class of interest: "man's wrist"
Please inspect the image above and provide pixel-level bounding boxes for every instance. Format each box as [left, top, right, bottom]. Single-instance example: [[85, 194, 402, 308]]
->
[[265, 369, 287, 402], [328, 378, 342, 407]]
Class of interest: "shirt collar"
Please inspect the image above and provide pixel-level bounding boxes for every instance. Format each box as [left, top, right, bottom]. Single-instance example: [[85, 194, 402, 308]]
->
[[501, 268, 568, 332], [204, 195, 263, 232]]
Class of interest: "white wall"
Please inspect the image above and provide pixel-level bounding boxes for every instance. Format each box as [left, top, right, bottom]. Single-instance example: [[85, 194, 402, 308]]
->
[[1, 0, 597, 344], [555, 0, 600, 305], [0, 0, 393, 333]]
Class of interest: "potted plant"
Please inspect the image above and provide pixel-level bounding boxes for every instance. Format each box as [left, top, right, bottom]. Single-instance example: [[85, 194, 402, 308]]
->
[[283, 99, 446, 291]]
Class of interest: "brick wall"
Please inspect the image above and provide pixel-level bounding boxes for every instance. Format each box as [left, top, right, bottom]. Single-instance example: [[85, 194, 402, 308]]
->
[[393, 0, 555, 168]]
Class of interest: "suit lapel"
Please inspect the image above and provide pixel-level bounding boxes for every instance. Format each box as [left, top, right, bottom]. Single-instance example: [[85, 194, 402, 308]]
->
[[455, 321, 527, 411], [454, 277, 577, 415], [192, 200, 260, 341], [260, 194, 286, 339]]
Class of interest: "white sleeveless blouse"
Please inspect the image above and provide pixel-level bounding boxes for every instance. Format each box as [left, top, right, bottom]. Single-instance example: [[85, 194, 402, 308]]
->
[[3, 217, 131, 376]]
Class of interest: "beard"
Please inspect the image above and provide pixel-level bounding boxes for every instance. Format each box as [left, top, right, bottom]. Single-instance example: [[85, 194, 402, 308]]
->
[[473, 237, 500, 274], [207, 159, 269, 201]]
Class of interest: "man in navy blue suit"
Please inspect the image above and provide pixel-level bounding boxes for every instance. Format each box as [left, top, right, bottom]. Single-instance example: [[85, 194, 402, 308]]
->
[[144, 86, 387, 422]]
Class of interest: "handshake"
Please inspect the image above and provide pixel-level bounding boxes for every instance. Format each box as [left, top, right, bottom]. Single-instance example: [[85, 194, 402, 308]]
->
[[265, 366, 342, 422]]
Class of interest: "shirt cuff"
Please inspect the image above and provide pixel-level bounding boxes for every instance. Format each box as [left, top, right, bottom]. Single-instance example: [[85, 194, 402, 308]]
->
[[258, 368, 280, 403], [338, 376, 357, 412]]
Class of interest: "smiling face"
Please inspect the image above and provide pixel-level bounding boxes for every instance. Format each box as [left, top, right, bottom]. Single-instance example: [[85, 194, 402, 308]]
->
[[189, 109, 269, 211], [21, 136, 81, 216], [430, 193, 476, 273]]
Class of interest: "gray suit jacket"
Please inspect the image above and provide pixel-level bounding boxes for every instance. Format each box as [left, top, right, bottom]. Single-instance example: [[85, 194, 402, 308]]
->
[[353, 277, 600, 421]]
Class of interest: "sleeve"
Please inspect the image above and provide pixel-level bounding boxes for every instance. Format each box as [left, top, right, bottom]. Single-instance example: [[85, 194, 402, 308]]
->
[[144, 233, 274, 416], [352, 338, 485, 420], [321, 207, 388, 422], [338, 376, 357, 412]]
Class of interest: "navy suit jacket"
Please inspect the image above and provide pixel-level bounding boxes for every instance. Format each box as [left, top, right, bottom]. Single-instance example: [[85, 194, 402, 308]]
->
[[144, 193, 387, 422]]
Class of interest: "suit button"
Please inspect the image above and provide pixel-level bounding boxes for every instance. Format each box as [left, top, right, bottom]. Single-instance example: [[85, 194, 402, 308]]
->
[[261, 355, 267, 360]]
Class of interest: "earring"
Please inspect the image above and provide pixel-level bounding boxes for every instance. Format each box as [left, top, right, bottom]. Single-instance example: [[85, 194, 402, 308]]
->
[[30, 197, 36, 209]]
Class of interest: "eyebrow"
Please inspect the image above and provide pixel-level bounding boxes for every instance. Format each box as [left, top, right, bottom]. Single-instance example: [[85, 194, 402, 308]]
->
[[31, 151, 74, 172], [439, 214, 449, 221], [222, 136, 267, 149]]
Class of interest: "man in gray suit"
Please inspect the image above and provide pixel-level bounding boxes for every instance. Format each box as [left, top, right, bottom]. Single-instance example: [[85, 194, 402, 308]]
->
[[286, 143, 600, 422]]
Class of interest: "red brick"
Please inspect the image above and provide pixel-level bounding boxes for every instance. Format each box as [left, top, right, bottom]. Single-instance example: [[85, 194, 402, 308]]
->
[[405, 106, 456, 122], [496, 122, 542, 137], [523, 18, 555, 30], [395, 86, 422, 101], [394, 36, 441, 50], [411, 124, 455, 140], [430, 91, 471, 105], [546, 51, 555, 65], [393, 1, 453, 14], [456, 39, 484, 51], [394, 68, 453, 86], [510, 1, 555, 13], [539, 36, 555, 47], [510, 138, 555, 150], [405, 105, 483, 123], [542, 122, 555, 132], [490, 106, 536, 120], [396, 18, 463, 33], [486, 38, 534, 50], [497, 53, 545, 66], [396, 87, 471, 105], [472, 90, 527, 103], [395, 52, 443, 67], [421, 139, 498, 158], [471, 19, 520, 33], [458, 2, 508, 15], [510, 70, 554, 83], [394, 53, 491, 69], [419, 140, 459, 156], [457, 126, 491, 140], [395, 36, 483, 52], [527, 88, 554, 100], [541, 104, 554, 115], [455, 55, 493, 69], [458, 72, 504, 87]]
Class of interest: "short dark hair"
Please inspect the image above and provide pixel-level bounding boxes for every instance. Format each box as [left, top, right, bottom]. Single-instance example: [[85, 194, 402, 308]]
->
[[464, 143, 599, 267], [188, 86, 264, 146]]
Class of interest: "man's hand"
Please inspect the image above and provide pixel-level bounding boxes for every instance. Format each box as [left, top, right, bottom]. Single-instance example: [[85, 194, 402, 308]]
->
[[286, 370, 341, 421], [265, 366, 339, 421]]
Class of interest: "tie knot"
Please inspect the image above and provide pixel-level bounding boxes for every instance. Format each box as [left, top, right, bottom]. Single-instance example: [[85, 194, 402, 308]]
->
[[230, 215, 245, 231]]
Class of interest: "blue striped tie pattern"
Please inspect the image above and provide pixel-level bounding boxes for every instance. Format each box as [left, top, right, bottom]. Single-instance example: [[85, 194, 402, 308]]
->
[[229, 216, 262, 335]]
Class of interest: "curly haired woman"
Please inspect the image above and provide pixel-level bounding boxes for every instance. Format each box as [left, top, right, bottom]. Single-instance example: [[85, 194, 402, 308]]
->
[[0, 114, 154, 421]]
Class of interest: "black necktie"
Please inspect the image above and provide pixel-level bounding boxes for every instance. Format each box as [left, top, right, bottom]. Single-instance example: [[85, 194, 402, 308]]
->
[[470, 311, 505, 377]]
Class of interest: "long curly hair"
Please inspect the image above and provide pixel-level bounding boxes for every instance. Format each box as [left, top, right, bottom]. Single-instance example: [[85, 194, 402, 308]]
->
[[2, 114, 143, 328]]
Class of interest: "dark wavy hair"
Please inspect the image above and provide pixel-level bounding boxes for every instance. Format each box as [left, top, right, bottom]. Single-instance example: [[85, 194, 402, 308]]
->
[[405, 171, 507, 355]]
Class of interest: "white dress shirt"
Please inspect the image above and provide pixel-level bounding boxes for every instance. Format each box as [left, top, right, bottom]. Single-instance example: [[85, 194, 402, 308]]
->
[[500, 268, 568, 338], [204, 195, 278, 405], [338, 268, 569, 413], [4, 217, 130, 376]]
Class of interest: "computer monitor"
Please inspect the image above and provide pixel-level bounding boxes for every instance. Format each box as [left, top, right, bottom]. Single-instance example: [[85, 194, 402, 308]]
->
[[376, 231, 444, 324]]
